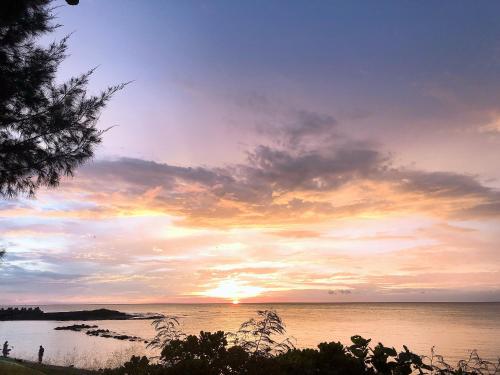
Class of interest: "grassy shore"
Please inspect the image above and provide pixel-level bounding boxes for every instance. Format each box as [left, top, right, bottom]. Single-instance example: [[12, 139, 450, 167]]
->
[[0, 357, 95, 375]]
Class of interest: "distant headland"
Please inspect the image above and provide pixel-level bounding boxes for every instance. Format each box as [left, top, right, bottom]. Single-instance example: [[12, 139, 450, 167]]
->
[[0, 307, 162, 321]]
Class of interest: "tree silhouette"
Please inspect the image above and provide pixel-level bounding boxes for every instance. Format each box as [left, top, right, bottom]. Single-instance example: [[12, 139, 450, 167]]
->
[[234, 310, 295, 357], [148, 316, 186, 350], [0, 0, 125, 198]]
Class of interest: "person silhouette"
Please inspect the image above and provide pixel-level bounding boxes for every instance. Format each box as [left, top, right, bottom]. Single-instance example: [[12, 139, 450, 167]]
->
[[2, 341, 11, 357], [38, 345, 44, 363]]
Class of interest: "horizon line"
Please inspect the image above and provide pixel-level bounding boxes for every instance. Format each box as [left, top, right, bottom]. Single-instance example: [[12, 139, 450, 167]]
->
[[2, 301, 499, 307]]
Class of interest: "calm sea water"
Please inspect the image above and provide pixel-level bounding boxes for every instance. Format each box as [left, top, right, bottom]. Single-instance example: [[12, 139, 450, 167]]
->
[[0, 303, 499, 369]]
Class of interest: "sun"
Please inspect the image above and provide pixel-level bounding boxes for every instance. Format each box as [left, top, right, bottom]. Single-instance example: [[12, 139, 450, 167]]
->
[[202, 279, 263, 303]]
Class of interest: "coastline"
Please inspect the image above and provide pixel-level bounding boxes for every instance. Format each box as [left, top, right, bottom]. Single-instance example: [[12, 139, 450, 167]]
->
[[1, 303, 499, 367], [0, 308, 163, 322]]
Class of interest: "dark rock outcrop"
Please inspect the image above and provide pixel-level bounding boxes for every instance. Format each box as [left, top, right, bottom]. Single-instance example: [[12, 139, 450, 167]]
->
[[54, 325, 147, 343], [0, 307, 162, 321], [54, 324, 98, 331]]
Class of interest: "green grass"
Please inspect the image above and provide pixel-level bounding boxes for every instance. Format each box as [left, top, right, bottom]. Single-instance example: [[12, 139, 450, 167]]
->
[[0, 359, 45, 375], [0, 358, 95, 375]]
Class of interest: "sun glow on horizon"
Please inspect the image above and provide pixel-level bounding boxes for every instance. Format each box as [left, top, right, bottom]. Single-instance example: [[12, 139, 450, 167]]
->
[[201, 279, 264, 303]]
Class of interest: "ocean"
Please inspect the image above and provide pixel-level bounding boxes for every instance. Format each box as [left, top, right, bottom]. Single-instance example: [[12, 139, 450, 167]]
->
[[0, 303, 499, 369]]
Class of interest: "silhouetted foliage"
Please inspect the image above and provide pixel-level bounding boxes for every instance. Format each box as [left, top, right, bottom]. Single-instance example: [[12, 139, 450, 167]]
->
[[0, 0, 125, 198], [232, 309, 295, 357], [148, 316, 186, 351], [120, 356, 154, 375], [0, 306, 43, 320], [422, 347, 500, 375], [101, 310, 500, 375]]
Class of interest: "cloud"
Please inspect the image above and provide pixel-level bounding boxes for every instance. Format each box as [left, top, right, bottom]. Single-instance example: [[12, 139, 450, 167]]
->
[[478, 117, 500, 134], [2, 107, 500, 303], [458, 201, 500, 218], [251, 109, 339, 149], [0, 264, 82, 289], [53, 139, 500, 226], [281, 110, 338, 148], [245, 143, 384, 192], [392, 170, 494, 198], [6, 106, 497, 226], [268, 230, 322, 238], [328, 289, 352, 295]]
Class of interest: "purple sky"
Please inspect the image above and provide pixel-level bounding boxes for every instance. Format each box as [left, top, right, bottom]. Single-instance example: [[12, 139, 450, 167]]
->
[[1, 0, 500, 304]]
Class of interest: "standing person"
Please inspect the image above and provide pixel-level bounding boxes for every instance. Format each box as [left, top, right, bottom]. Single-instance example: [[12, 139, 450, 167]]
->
[[2, 341, 10, 357], [38, 345, 44, 364]]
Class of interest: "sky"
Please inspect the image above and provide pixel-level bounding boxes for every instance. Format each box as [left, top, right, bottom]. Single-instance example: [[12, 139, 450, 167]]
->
[[1, 0, 500, 304]]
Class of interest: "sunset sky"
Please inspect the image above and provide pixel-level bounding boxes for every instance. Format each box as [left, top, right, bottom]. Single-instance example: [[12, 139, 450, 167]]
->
[[2, 0, 500, 304]]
